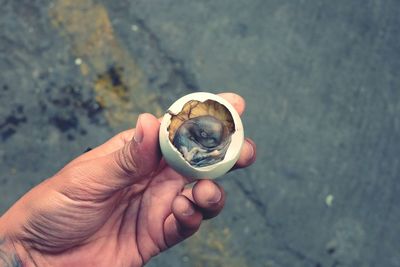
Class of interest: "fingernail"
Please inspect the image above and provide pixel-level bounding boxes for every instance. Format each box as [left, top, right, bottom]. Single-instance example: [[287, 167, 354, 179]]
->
[[134, 115, 144, 143], [182, 203, 195, 216], [208, 188, 222, 204]]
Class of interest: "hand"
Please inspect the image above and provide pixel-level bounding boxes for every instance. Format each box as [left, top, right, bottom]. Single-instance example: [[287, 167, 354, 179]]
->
[[0, 93, 256, 267]]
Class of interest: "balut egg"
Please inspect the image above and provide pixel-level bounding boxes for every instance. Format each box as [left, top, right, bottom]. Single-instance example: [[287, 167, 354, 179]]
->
[[159, 92, 244, 179]]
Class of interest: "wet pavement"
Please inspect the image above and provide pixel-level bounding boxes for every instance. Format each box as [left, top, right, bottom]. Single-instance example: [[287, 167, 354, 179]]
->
[[1, 1, 400, 266]]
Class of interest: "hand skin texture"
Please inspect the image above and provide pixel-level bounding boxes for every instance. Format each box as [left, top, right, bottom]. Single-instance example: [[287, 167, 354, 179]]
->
[[0, 93, 256, 267]]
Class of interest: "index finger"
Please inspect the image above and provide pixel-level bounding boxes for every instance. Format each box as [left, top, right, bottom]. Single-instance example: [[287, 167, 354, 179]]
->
[[217, 92, 246, 116]]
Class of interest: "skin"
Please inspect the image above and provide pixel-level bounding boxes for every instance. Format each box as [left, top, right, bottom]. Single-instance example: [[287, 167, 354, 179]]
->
[[0, 93, 256, 267]]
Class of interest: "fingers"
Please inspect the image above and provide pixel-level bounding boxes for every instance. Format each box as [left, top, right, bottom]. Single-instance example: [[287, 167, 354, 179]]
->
[[218, 92, 246, 116], [163, 196, 203, 247], [191, 180, 225, 219], [163, 180, 225, 247], [232, 138, 257, 171]]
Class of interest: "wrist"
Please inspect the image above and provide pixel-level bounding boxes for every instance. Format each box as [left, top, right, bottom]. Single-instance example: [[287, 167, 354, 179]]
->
[[0, 218, 43, 267], [0, 235, 23, 267], [0, 235, 48, 267]]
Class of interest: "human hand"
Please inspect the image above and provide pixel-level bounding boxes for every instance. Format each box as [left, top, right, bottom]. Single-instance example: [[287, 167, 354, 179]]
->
[[0, 93, 256, 267]]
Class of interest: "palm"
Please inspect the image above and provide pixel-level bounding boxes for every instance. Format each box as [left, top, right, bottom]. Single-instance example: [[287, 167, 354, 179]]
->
[[41, 165, 190, 267], [100, 167, 188, 266]]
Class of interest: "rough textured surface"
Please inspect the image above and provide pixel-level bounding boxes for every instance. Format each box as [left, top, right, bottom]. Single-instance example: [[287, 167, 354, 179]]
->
[[1, 1, 400, 266]]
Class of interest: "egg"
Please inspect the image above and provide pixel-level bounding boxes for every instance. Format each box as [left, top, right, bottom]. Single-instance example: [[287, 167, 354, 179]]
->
[[159, 92, 244, 179]]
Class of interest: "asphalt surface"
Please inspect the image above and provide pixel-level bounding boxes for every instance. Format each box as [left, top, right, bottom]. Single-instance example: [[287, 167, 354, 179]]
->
[[1, 1, 400, 266]]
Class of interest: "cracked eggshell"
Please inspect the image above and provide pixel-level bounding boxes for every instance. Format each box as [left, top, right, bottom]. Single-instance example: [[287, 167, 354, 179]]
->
[[159, 92, 244, 179]]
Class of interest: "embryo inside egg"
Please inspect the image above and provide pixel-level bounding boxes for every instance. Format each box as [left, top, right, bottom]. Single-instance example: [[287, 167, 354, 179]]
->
[[167, 100, 235, 167]]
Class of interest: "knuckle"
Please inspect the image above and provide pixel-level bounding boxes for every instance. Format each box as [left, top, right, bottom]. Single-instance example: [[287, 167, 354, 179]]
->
[[114, 142, 139, 175]]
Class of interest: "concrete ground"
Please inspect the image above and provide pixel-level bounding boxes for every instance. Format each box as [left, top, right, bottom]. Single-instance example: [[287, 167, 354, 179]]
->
[[1, 0, 400, 266]]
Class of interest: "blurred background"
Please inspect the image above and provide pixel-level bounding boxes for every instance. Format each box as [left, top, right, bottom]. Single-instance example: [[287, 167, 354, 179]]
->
[[1, 0, 400, 266]]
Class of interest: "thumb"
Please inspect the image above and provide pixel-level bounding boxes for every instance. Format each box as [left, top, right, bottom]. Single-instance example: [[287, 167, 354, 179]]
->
[[60, 113, 162, 194], [111, 113, 162, 180]]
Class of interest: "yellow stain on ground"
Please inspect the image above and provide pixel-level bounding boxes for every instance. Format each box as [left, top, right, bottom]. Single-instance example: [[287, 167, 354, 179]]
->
[[184, 223, 250, 267], [49, 0, 163, 127]]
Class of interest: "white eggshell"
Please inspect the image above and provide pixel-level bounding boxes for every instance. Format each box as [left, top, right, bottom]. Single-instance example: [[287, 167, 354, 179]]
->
[[159, 92, 244, 179]]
